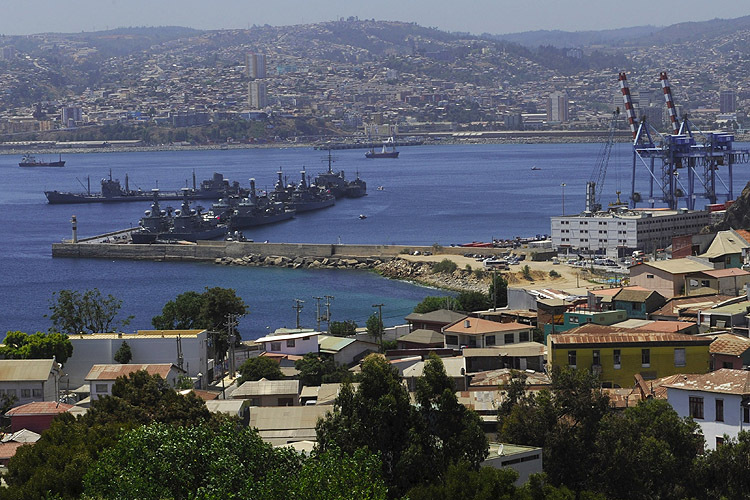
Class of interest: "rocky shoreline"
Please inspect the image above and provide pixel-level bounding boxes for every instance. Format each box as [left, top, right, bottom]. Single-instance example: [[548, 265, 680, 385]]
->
[[215, 254, 490, 292]]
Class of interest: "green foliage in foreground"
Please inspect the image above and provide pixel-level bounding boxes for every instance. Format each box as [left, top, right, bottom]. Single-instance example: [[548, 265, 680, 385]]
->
[[433, 259, 458, 274], [294, 352, 352, 387], [237, 356, 284, 384], [0, 330, 73, 363], [48, 288, 133, 334], [83, 422, 387, 500]]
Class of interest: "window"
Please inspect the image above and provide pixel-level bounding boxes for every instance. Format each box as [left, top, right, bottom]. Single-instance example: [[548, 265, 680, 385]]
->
[[468, 337, 477, 348], [716, 399, 724, 422], [270, 342, 281, 352], [689, 396, 704, 419], [20, 389, 30, 398], [32, 389, 42, 398], [613, 349, 621, 369], [95, 384, 108, 394], [485, 335, 496, 346], [570, 316, 579, 324], [647, 274, 654, 279], [716, 437, 725, 447], [286, 339, 296, 348], [504, 333, 515, 344], [446, 335, 458, 345], [277, 397, 294, 407], [568, 350, 577, 368], [674, 348, 686, 367], [6, 389, 16, 398], [519, 331, 530, 342], [744, 406, 749, 424], [642, 349, 651, 367], [593, 350, 601, 366]]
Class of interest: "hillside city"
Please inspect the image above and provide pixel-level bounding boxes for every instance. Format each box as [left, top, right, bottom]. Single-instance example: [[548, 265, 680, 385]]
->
[[5, 15, 750, 500], [0, 17, 749, 145]]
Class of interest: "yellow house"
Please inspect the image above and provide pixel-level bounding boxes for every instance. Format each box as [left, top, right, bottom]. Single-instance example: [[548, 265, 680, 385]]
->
[[547, 331, 712, 388]]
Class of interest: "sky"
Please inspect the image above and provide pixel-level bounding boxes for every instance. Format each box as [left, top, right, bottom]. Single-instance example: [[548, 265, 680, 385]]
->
[[2, 0, 750, 36]]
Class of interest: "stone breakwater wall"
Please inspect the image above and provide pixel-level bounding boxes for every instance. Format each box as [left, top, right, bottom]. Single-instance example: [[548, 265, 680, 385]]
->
[[376, 259, 489, 293], [216, 254, 388, 270]]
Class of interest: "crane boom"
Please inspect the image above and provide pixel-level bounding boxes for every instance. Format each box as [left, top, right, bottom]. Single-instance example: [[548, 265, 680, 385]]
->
[[586, 109, 620, 212]]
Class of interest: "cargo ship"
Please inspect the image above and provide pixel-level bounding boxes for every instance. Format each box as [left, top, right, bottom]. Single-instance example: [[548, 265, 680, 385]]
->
[[19, 154, 65, 167], [365, 137, 399, 159], [44, 171, 245, 204]]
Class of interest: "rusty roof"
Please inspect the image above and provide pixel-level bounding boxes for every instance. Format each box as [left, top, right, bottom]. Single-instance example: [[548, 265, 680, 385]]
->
[[0, 360, 55, 382], [470, 368, 551, 387], [651, 294, 734, 318], [6, 402, 73, 416], [710, 333, 750, 356], [701, 268, 750, 278], [549, 332, 713, 346], [631, 321, 697, 333], [444, 318, 531, 335], [664, 368, 750, 395], [84, 364, 180, 381]]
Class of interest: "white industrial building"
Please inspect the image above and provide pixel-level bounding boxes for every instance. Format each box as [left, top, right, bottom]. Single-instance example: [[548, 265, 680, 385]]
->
[[64, 330, 211, 389], [551, 208, 710, 255]]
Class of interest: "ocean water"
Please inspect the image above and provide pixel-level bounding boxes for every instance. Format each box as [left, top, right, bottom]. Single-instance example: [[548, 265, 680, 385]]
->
[[1, 142, 748, 338]]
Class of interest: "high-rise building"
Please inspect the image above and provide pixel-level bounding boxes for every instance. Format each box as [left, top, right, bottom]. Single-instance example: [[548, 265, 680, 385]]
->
[[720, 90, 737, 113], [246, 53, 267, 79], [546, 91, 569, 123], [248, 81, 267, 109], [60, 106, 83, 127]]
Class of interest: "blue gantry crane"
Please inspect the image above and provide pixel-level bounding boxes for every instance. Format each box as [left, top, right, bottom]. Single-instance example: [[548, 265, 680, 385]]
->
[[618, 71, 750, 210]]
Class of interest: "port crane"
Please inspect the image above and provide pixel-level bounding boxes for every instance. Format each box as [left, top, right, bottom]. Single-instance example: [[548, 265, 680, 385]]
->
[[586, 108, 621, 213], [619, 71, 750, 210]]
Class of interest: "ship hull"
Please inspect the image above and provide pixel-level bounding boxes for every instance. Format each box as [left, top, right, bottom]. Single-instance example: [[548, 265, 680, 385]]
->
[[292, 197, 336, 213], [19, 161, 65, 167], [229, 210, 295, 229], [365, 151, 399, 159], [131, 226, 227, 244], [44, 190, 227, 204]]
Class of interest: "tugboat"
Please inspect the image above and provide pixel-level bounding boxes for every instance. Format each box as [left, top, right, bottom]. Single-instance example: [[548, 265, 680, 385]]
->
[[345, 171, 367, 198], [131, 189, 227, 243], [19, 154, 65, 167], [365, 137, 399, 159], [44, 171, 245, 204], [227, 178, 296, 229]]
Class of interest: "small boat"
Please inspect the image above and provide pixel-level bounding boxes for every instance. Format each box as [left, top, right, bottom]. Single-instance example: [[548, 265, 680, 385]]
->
[[531, 166, 541, 171], [359, 214, 367, 219], [19, 154, 65, 167]]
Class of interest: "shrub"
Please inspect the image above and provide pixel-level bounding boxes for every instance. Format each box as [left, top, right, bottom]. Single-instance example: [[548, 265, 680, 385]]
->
[[433, 259, 458, 274], [549, 270, 560, 278]]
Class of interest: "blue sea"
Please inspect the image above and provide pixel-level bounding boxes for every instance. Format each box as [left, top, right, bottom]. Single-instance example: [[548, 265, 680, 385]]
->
[[1, 142, 748, 338]]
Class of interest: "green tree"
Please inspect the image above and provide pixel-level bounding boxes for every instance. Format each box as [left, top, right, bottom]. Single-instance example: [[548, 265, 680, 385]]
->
[[592, 398, 703, 499], [237, 356, 284, 384], [152, 287, 248, 359], [294, 352, 351, 387], [406, 462, 519, 500], [0, 331, 73, 363], [456, 291, 490, 312], [697, 430, 750, 499], [329, 319, 358, 337], [47, 288, 133, 334], [489, 273, 509, 308], [522, 265, 533, 280], [113, 340, 132, 364], [499, 367, 610, 491], [366, 313, 384, 350], [413, 296, 453, 314]]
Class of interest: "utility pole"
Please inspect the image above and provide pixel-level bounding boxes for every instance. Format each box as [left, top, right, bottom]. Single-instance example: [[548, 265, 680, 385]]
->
[[492, 270, 498, 311], [324, 295, 334, 333], [293, 299, 305, 329], [372, 303, 384, 351], [313, 296, 323, 332], [225, 313, 239, 377]]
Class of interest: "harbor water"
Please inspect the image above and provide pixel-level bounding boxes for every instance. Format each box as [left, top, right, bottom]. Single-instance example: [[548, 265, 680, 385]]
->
[[1, 142, 748, 337]]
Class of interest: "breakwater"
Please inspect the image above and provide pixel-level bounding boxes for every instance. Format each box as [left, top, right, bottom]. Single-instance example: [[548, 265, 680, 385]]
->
[[51, 239, 509, 262]]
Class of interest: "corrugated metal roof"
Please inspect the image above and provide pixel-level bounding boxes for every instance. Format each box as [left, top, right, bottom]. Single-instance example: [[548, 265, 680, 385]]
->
[[664, 368, 750, 395], [405, 309, 467, 324], [402, 357, 465, 378], [550, 332, 712, 346], [702, 268, 750, 278], [651, 294, 734, 318], [444, 318, 531, 335], [703, 301, 750, 315], [640, 259, 713, 275], [84, 364, 179, 381], [0, 360, 55, 382], [255, 331, 320, 343], [318, 335, 356, 352], [710, 333, 750, 356], [463, 342, 545, 358], [397, 329, 445, 345], [700, 230, 749, 259], [249, 405, 330, 431], [6, 402, 73, 416], [71, 330, 205, 340], [470, 368, 551, 387], [614, 289, 659, 303], [233, 378, 300, 397], [205, 400, 245, 415]]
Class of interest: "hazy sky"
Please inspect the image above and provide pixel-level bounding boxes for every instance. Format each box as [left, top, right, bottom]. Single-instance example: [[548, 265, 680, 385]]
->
[[3, 0, 750, 36]]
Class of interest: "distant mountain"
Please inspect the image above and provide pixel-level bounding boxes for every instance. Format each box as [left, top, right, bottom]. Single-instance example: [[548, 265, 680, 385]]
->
[[489, 15, 750, 48]]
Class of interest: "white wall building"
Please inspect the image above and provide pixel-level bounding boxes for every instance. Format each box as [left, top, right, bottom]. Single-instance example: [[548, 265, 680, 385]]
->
[[85, 363, 186, 401], [551, 208, 710, 254], [254, 331, 320, 356], [665, 369, 750, 451], [0, 360, 60, 407], [65, 330, 210, 389]]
